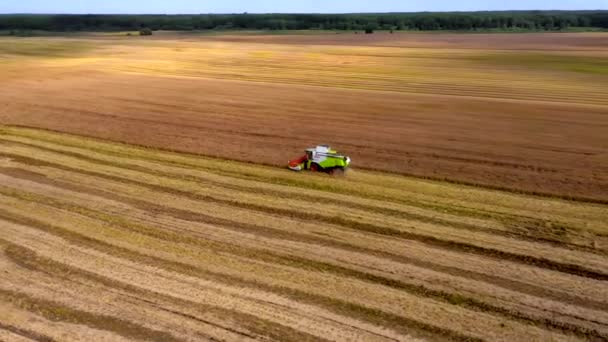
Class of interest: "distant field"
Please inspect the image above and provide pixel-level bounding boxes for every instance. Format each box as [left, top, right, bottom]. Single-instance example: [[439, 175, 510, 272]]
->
[[1, 126, 607, 340], [1, 32, 607, 201]]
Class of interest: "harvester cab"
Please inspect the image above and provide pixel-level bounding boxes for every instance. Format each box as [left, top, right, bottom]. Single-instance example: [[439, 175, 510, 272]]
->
[[288, 145, 351, 174]]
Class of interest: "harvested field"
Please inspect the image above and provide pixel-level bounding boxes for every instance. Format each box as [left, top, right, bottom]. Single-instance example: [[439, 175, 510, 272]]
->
[[0, 126, 608, 340], [1, 33, 608, 201]]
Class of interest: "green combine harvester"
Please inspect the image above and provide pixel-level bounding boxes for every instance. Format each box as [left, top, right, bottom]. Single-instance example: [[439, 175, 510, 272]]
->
[[288, 145, 351, 174]]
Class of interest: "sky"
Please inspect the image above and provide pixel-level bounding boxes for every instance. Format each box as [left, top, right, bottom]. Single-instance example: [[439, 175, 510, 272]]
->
[[0, 0, 606, 14]]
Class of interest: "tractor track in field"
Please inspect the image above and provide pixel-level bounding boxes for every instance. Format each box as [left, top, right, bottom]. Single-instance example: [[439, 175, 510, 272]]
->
[[2, 138, 608, 274], [0, 134, 601, 224], [1, 205, 606, 341], [1, 233, 397, 342], [1, 127, 607, 341], [0, 322, 55, 342], [26, 130, 608, 207], [2, 166, 607, 314], [2, 183, 606, 338], [0, 215, 478, 342], [2, 242, 323, 342], [2, 147, 607, 282], [2, 134, 607, 273], [3, 136, 601, 255], [0, 289, 184, 342]]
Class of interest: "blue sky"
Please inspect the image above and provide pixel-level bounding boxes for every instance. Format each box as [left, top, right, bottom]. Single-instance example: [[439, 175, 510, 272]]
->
[[1, 0, 606, 14]]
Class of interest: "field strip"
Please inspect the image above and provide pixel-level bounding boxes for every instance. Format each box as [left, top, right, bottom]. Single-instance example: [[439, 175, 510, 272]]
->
[[0, 126, 607, 340], [5, 131, 598, 232], [0, 301, 130, 342], [4, 126, 606, 226], [0, 215, 489, 341], [0, 134, 512, 234], [2, 131, 604, 286], [1, 168, 607, 310], [119, 69, 608, 106], [113, 48, 608, 106], [2, 132, 604, 280], [0, 206, 596, 341], [10, 134, 595, 255], [1, 173, 607, 336], [1, 142, 606, 280], [0, 245, 343, 342], [0, 222, 405, 342]]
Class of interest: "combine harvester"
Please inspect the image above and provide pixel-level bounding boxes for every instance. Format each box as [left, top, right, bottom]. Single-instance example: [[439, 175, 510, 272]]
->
[[288, 145, 351, 174]]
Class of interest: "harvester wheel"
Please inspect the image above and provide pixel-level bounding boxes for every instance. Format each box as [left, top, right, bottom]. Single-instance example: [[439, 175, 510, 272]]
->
[[333, 168, 346, 176]]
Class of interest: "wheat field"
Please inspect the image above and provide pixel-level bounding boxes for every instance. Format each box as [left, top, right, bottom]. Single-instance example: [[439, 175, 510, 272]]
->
[[2, 33, 607, 201], [1, 126, 607, 341]]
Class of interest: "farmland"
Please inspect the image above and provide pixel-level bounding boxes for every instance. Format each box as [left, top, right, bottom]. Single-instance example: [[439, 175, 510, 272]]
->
[[1, 32, 608, 340], [1, 126, 607, 341], [1, 32, 608, 201]]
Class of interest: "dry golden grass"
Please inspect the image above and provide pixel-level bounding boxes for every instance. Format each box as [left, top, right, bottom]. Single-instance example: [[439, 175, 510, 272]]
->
[[0, 126, 607, 341]]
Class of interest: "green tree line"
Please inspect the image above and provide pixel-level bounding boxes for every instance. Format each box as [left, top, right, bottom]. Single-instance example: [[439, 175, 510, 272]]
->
[[1, 11, 607, 32]]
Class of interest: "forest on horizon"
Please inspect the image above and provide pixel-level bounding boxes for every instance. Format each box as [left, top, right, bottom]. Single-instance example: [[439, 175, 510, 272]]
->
[[1, 11, 608, 32]]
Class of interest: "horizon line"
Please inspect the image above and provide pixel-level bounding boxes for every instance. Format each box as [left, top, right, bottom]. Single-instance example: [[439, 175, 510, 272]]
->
[[2, 9, 607, 15]]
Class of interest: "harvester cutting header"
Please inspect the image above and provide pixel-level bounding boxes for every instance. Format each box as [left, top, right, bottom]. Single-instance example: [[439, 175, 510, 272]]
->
[[288, 145, 351, 174]]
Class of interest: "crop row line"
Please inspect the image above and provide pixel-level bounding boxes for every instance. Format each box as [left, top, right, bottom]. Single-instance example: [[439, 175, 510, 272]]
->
[[0, 211, 480, 342], [1, 147, 605, 283], [3, 165, 604, 314]]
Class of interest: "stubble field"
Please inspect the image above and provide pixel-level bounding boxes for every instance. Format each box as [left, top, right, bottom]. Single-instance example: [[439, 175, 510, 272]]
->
[[1, 32, 607, 201], [1, 32, 608, 341], [0, 126, 607, 341]]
